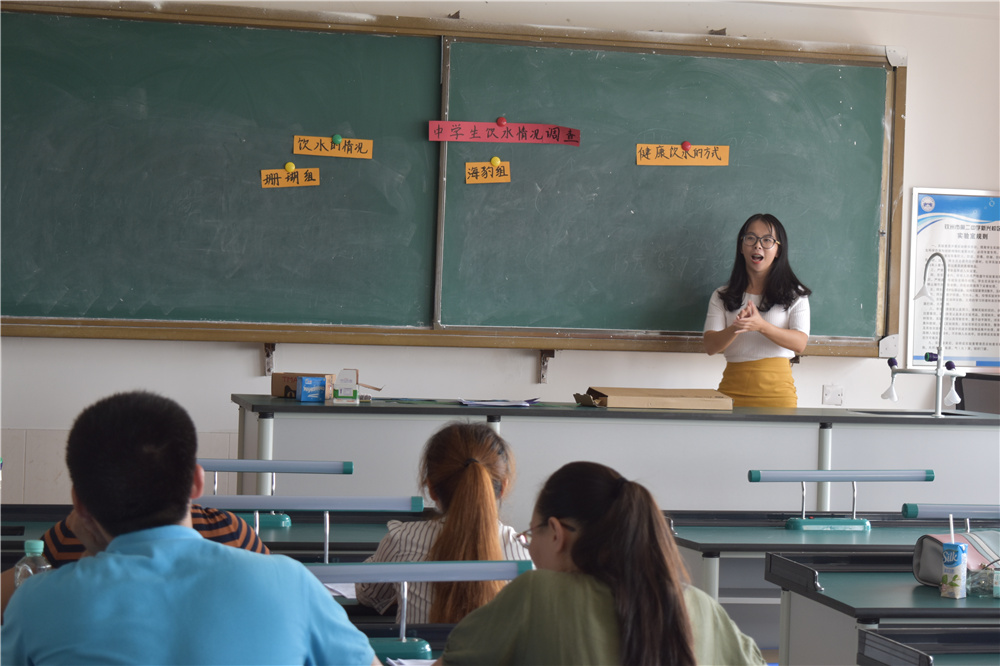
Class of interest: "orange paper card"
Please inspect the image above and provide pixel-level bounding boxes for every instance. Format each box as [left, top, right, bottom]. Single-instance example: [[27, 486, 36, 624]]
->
[[636, 144, 730, 166], [294, 135, 373, 159], [465, 162, 511, 184], [260, 168, 320, 188]]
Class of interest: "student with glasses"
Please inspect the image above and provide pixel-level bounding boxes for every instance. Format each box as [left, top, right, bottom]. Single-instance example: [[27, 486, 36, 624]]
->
[[703, 213, 811, 407], [436, 462, 764, 665]]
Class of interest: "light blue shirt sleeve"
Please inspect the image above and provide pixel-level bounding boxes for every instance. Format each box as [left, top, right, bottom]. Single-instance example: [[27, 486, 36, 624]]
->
[[1, 598, 28, 665], [299, 565, 376, 666]]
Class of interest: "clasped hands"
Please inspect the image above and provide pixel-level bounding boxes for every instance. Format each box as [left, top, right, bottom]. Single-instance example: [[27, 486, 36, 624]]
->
[[731, 300, 766, 334]]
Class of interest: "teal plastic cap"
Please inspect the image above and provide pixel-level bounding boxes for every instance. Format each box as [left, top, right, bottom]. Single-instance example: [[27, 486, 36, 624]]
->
[[24, 539, 44, 555], [369, 637, 431, 661], [234, 512, 291, 529], [925, 470, 935, 482], [344, 461, 354, 475], [748, 470, 761, 483], [515, 560, 534, 576], [410, 496, 424, 512], [901, 503, 919, 518]]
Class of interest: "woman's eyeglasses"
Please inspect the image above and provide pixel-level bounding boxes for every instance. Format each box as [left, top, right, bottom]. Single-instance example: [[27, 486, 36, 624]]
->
[[741, 234, 780, 249], [515, 524, 543, 546], [516, 520, 575, 546]]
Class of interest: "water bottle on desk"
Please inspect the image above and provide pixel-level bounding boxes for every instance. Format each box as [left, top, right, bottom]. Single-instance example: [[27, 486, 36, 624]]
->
[[14, 540, 52, 588], [966, 567, 1000, 598]]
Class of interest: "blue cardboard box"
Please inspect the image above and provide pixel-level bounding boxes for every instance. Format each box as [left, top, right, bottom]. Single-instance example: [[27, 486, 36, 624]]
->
[[296, 376, 327, 402]]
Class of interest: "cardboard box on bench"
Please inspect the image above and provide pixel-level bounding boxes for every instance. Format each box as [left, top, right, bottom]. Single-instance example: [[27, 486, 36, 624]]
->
[[271, 372, 334, 400], [574, 387, 733, 410]]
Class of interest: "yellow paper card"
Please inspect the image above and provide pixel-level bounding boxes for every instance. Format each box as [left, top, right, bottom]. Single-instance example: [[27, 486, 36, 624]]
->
[[465, 162, 511, 184], [260, 168, 320, 188], [636, 144, 730, 166], [294, 135, 373, 159]]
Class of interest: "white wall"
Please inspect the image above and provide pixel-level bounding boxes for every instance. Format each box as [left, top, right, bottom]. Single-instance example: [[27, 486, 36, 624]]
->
[[2, 1, 998, 504]]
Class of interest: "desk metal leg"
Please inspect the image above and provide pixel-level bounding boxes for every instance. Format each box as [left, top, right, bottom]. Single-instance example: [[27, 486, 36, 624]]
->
[[778, 589, 791, 666], [817, 423, 833, 511], [237, 406, 247, 456], [702, 553, 720, 601], [324, 511, 330, 564], [256, 412, 275, 495], [236, 406, 247, 495]]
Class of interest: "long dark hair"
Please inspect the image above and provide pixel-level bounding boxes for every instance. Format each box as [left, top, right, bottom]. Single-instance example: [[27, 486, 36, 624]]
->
[[421, 422, 515, 623], [534, 462, 695, 666], [719, 213, 811, 312]]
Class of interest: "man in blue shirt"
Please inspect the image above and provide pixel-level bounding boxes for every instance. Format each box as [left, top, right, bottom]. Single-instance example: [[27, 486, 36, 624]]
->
[[1, 390, 378, 666]]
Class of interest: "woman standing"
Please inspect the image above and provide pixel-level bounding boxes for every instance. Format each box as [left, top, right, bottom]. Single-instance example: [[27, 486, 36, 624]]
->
[[356, 422, 529, 624], [703, 213, 811, 407], [437, 461, 764, 665]]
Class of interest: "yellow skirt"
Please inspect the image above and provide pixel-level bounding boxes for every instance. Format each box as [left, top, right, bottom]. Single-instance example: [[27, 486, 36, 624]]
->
[[719, 357, 798, 408]]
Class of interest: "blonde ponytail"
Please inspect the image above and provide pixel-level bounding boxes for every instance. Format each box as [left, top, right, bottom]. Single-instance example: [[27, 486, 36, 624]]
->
[[420, 423, 515, 623]]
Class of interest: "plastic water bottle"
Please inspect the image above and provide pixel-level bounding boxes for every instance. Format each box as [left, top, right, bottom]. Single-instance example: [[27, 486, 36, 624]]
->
[[13, 540, 52, 588]]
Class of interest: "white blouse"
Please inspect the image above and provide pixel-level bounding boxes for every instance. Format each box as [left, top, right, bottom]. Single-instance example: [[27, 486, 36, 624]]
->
[[704, 289, 810, 363]]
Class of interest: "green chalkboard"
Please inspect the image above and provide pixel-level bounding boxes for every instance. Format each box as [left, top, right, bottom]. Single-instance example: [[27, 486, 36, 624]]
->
[[1, 12, 440, 326], [2, 8, 900, 350], [440, 41, 888, 338]]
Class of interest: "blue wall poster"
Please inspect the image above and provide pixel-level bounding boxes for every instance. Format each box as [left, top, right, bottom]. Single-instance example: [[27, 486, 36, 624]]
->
[[908, 188, 1000, 368]]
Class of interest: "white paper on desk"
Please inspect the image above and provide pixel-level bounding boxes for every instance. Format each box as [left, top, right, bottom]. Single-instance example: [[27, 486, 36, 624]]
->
[[459, 398, 539, 407], [386, 660, 436, 666], [324, 582, 357, 599]]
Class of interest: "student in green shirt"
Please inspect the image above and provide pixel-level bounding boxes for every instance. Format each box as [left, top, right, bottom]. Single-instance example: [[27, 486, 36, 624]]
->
[[438, 461, 765, 666]]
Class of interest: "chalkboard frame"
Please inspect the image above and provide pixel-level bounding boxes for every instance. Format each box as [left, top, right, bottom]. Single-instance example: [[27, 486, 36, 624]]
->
[[0, 1, 906, 357]]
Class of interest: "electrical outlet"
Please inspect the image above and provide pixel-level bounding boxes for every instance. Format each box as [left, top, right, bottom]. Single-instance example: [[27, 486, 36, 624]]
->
[[822, 384, 844, 406]]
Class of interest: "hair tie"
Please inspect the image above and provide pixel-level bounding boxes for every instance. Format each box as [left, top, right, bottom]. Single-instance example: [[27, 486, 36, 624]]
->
[[463, 458, 480, 467], [613, 476, 628, 498]]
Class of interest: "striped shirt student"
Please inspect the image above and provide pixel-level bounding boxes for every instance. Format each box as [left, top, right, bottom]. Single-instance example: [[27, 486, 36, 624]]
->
[[355, 422, 531, 625], [3, 503, 270, 624], [356, 518, 529, 624], [43, 504, 269, 566]]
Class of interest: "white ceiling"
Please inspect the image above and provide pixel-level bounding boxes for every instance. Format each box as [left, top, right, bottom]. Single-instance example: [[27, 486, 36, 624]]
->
[[190, 1, 999, 21]]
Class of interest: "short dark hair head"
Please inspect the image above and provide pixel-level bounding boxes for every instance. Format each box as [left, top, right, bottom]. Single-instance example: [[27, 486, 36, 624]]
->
[[66, 391, 197, 536]]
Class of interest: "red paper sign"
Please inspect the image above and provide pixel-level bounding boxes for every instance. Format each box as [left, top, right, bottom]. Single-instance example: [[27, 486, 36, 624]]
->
[[429, 121, 580, 146]]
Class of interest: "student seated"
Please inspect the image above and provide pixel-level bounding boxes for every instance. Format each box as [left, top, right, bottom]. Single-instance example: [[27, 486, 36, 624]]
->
[[1, 503, 268, 622], [1, 391, 378, 666], [436, 461, 766, 666], [356, 422, 529, 623]]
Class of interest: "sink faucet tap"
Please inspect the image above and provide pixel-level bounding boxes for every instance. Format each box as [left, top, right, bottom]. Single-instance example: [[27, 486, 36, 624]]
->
[[882, 253, 966, 417]]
